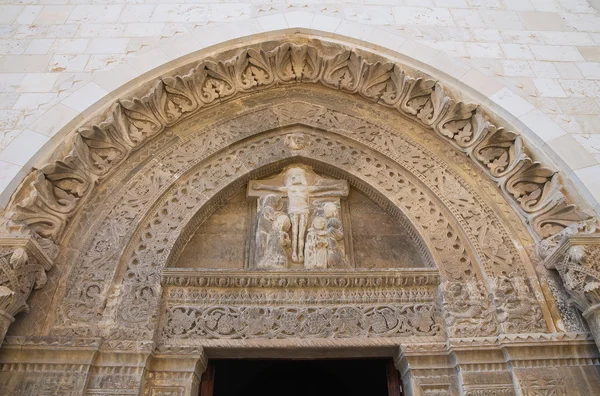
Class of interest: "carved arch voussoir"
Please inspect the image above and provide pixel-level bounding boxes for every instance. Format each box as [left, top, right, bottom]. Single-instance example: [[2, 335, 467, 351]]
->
[[3, 38, 595, 258]]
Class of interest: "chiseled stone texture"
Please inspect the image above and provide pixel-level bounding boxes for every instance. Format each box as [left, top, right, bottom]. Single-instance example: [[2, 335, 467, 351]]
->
[[0, 1, 597, 214]]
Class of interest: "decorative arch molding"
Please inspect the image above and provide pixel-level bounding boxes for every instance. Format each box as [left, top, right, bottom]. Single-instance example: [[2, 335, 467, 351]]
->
[[0, 35, 600, 396], [3, 37, 594, 253]]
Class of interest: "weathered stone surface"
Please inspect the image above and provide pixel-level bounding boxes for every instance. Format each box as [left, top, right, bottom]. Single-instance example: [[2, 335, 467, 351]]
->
[[0, 37, 597, 395]]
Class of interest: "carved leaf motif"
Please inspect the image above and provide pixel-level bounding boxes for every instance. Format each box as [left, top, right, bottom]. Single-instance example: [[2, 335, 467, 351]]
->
[[436, 102, 487, 148], [532, 195, 592, 238], [237, 49, 274, 90], [198, 59, 237, 103], [275, 43, 320, 83], [161, 74, 199, 124], [401, 79, 448, 126], [359, 61, 394, 102], [474, 127, 522, 177], [75, 122, 130, 176], [379, 66, 407, 107], [41, 156, 93, 200], [119, 85, 165, 144], [11, 172, 75, 239], [322, 50, 363, 92], [505, 159, 557, 213]]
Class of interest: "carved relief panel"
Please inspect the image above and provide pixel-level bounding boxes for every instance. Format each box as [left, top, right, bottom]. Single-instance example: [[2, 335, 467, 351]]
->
[[248, 165, 349, 269]]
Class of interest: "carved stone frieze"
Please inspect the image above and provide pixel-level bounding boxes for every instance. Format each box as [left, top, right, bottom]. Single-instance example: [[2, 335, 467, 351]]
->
[[442, 280, 499, 338], [54, 127, 489, 337], [491, 275, 546, 334], [162, 303, 442, 340], [159, 269, 443, 342]]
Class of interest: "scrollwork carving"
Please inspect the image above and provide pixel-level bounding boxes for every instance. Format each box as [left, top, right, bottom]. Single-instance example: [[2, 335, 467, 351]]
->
[[162, 304, 442, 340]]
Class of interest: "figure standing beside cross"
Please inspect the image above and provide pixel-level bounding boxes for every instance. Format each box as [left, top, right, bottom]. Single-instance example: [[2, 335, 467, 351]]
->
[[251, 166, 348, 263]]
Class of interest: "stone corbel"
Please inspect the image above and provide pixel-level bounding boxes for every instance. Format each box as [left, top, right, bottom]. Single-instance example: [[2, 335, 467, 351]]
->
[[0, 237, 53, 345], [544, 234, 600, 349]]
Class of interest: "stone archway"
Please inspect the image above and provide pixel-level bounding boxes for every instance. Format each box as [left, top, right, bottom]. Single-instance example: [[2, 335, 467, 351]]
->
[[0, 36, 599, 396]]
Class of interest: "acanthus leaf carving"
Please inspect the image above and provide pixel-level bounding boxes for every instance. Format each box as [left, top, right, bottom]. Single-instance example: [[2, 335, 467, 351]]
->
[[40, 155, 94, 200], [379, 66, 407, 107], [275, 43, 320, 83], [236, 48, 275, 90], [504, 158, 557, 213], [545, 236, 600, 314], [531, 194, 592, 239], [161, 75, 200, 125], [0, 239, 53, 344], [75, 115, 132, 176], [358, 60, 395, 102], [11, 171, 75, 240], [321, 50, 363, 92], [473, 126, 522, 178], [435, 101, 487, 149], [118, 84, 166, 144], [402, 79, 449, 126], [198, 59, 237, 103]]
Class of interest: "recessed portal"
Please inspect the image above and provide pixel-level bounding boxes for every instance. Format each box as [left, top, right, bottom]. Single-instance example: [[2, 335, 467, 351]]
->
[[200, 359, 402, 396]]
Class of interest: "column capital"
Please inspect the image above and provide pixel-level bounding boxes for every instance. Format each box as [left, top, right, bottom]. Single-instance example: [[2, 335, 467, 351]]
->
[[0, 237, 54, 344], [544, 234, 600, 314]]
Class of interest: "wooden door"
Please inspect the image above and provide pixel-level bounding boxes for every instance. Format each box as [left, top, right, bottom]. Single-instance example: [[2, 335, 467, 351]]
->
[[199, 361, 215, 396], [386, 360, 404, 396]]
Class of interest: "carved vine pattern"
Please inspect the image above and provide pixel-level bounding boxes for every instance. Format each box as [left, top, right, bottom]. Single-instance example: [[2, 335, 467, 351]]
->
[[162, 304, 442, 339]]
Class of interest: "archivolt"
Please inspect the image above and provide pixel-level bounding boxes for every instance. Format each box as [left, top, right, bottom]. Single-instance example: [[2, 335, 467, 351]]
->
[[2, 36, 579, 340], [43, 92, 550, 339], [3, 37, 592, 264]]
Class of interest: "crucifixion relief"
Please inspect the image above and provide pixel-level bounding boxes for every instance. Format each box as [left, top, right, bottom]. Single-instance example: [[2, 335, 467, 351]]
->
[[248, 166, 349, 269]]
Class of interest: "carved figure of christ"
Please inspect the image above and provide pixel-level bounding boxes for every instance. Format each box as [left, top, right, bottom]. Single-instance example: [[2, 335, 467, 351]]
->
[[252, 167, 348, 263]]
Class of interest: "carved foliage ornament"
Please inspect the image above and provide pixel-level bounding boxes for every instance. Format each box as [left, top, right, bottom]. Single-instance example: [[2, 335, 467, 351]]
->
[[4, 39, 593, 263], [545, 237, 600, 313], [162, 304, 442, 340]]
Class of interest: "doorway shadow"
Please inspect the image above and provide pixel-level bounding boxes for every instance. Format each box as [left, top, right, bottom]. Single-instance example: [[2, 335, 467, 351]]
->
[[209, 359, 392, 396]]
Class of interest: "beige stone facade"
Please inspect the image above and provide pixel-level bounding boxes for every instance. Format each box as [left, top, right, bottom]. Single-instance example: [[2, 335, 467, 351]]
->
[[0, 24, 598, 396]]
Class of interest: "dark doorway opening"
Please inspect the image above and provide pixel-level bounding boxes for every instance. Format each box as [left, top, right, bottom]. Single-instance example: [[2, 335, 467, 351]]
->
[[200, 358, 402, 396]]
